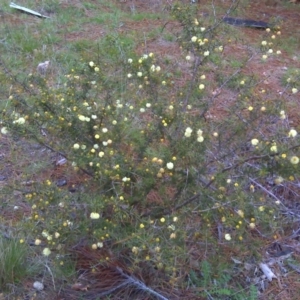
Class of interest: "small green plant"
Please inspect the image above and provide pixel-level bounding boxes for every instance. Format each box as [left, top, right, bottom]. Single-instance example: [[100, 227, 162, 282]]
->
[[0, 237, 31, 290], [189, 261, 257, 300], [281, 67, 300, 92]]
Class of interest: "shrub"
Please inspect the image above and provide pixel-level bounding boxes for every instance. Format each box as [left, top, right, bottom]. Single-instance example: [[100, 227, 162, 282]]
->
[[0, 2, 299, 298]]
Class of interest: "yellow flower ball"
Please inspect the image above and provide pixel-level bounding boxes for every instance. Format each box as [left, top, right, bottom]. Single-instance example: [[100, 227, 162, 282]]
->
[[1, 127, 8, 135], [237, 210, 244, 218], [270, 145, 277, 152], [249, 223, 256, 229], [274, 176, 284, 185], [166, 162, 174, 170], [90, 212, 100, 219], [224, 233, 231, 241], [42, 248, 51, 256], [288, 129, 297, 137], [132, 246, 139, 254], [170, 233, 176, 239], [35, 239, 42, 245], [290, 156, 299, 165]]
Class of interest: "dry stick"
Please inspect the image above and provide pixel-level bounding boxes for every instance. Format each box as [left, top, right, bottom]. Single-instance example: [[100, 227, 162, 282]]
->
[[44, 262, 56, 291], [172, 155, 271, 213], [287, 262, 300, 274], [249, 177, 283, 204], [90, 266, 169, 300], [145, 144, 300, 218], [182, 56, 202, 112], [90, 279, 132, 299], [206, 0, 240, 34], [26, 124, 95, 177], [250, 177, 300, 220], [115, 267, 169, 300], [30, 136, 94, 177]]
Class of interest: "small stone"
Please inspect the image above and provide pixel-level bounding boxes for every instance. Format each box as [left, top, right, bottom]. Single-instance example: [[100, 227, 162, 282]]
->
[[37, 61, 50, 75], [56, 158, 67, 166], [33, 281, 44, 291], [56, 179, 67, 187], [68, 187, 77, 193], [0, 175, 7, 181]]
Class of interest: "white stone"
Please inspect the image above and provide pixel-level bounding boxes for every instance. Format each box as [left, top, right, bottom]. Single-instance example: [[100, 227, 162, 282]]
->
[[37, 61, 50, 75], [33, 281, 44, 291]]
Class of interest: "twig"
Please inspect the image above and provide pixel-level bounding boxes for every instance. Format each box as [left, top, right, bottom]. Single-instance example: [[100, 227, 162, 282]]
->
[[249, 178, 282, 203], [249, 178, 300, 219], [90, 279, 132, 299], [287, 262, 300, 274], [116, 267, 169, 300], [44, 262, 56, 291], [27, 133, 95, 177], [206, 0, 240, 34], [143, 141, 300, 218]]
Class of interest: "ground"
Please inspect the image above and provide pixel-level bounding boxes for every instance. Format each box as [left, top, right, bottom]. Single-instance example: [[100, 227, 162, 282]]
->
[[0, 0, 300, 299]]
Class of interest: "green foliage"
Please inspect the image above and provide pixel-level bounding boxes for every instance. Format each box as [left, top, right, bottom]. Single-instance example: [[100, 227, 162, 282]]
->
[[0, 237, 31, 290], [281, 67, 300, 90], [189, 261, 257, 299]]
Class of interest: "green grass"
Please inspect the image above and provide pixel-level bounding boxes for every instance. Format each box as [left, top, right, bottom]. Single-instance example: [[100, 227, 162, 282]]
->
[[279, 35, 300, 55], [0, 237, 32, 290]]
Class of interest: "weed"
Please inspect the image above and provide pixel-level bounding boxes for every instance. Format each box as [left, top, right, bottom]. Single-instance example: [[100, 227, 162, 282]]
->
[[0, 237, 31, 291]]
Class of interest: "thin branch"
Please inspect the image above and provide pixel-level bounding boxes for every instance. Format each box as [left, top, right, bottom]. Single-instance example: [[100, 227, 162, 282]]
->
[[44, 262, 56, 291], [249, 178, 282, 203], [90, 279, 132, 299], [116, 267, 169, 300], [144, 143, 300, 218], [249, 177, 300, 219]]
